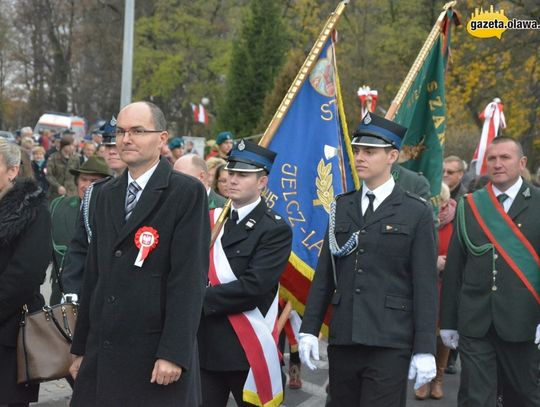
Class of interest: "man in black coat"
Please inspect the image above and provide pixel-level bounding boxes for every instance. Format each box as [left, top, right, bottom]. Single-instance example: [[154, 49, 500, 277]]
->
[[69, 101, 210, 407], [441, 137, 540, 406], [299, 113, 438, 406], [197, 139, 292, 406]]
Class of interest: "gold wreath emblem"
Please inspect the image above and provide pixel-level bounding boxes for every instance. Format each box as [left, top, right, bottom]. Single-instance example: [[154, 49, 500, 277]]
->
[[315, 159, 334, 214]]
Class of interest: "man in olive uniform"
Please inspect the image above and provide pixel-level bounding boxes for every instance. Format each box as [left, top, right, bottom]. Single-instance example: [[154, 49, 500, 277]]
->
[[198, 139, 292, 406], [299, 112, 438, 406], [49, 156, 111, 304], [441, 137, 540, 406]]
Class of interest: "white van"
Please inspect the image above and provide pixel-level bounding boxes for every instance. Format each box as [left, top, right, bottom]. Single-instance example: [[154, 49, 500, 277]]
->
[[34, 113, 87, 143]]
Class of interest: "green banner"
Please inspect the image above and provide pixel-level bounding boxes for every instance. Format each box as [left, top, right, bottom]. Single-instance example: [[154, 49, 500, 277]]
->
[[394, 34, 447, 207]]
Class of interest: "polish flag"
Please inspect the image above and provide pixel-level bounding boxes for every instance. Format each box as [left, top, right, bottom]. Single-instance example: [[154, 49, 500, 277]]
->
[[472, 98, 506, 175], [192, 103, 209, 125]]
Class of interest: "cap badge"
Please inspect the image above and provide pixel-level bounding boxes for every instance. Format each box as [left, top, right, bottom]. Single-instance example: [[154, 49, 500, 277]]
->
[[364, 113, 372, 124], [238, 140, 246, 151], [110, 116, 117, 126]]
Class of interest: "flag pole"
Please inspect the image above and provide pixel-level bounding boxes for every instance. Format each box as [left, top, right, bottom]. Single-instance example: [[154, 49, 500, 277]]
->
[[385, 1, 456, 121], [211, 0, 350, 245], [259, 0, 350, 148]]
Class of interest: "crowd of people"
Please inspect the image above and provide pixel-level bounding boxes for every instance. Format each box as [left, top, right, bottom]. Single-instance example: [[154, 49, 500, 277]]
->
[[0, 102, 539, 407]]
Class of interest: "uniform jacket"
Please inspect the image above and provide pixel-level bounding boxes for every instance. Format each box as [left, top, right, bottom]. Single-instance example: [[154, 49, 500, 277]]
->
[[208, 188, 227, 209], [0, 180, 51, 404], [70, 158, 210, 407], [441, 182, 540, 342], [198, 200, 292, 371], [301, 184, 438, 355], [392, 163, 431, 201], [62, 177, 112, 296], [45, 151, 80, 200]]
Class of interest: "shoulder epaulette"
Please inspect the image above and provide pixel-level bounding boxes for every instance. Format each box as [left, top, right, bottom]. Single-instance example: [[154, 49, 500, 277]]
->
[[405, 191, 428, 205], [335, 190, 356, 199], [265, 208, 284, 223]]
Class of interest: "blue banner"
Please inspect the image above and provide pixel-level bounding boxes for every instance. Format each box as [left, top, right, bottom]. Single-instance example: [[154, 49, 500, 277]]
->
[[264, 37, 356, 287]]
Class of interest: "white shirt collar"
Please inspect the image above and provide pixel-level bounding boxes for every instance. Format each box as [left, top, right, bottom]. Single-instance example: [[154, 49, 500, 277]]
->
[[232, 197, 261, 224], [491, 177, 523, 212], [362, 176, 395, 212], [127, 160, 160, 193]]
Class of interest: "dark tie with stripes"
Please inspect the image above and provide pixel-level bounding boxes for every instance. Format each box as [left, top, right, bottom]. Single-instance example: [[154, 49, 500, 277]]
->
[[125, 181, 141, 221]]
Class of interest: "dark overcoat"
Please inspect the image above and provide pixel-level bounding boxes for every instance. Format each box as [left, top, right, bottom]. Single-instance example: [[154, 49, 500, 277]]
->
[[198, 200, 292, 371], [0, 180, 51, 404], [71, 158, 210, 406], [301, 185, 438, 355], [441, 182, 540, 341]]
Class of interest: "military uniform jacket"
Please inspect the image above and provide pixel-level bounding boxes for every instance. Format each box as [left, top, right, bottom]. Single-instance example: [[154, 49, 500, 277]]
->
[[198, 200, 292, 371], [71, 158, 210, 407], [208, 188, 227, 209], [62, 177, 112, 296], [301, 185, 438, 355], [441, 182, 540, 342]]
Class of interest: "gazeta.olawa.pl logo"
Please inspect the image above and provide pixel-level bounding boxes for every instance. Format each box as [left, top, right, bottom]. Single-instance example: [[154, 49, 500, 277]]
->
[[467, 5, 540, 39]]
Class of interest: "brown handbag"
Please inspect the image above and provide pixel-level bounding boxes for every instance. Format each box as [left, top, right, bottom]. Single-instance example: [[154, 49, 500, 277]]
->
[[16, 303, 78, 383]]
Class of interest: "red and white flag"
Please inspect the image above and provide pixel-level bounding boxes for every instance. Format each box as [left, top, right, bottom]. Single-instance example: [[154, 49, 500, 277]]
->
[[472, 98, 506, 175], [192, 103, 209, 125], [357, 85, 378, 118]]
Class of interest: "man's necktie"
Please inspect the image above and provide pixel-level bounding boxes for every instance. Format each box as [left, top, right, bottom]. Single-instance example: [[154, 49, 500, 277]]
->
[[125, 181, 141, 221], [497, 193, 509, 212], [225, 209, 239, 233], [363, 192, 375, 222]]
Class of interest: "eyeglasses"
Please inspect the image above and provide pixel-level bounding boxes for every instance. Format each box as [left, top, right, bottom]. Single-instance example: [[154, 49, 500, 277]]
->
[[443, 169, 461, 175], [114, 128, 164, 137]]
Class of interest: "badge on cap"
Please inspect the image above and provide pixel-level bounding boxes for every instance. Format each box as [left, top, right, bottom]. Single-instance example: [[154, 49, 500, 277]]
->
[[363, 113, 372, 124], [110, 116, 117, 126], [134, 226, 159, 267], [238, 140, 246, 151]]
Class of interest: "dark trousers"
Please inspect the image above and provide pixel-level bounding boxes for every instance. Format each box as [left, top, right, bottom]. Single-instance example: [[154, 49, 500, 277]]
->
[[201, 368, 256, 407], [327, 344, 411, 407], [458, 328, 540, 407]]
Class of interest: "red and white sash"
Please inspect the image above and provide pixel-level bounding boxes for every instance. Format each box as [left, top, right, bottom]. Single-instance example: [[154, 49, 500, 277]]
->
[[209, 208, 283, 407]]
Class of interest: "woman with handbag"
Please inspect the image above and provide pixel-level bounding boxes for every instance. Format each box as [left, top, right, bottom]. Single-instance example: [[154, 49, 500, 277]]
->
[[0, 139, 52, 407]]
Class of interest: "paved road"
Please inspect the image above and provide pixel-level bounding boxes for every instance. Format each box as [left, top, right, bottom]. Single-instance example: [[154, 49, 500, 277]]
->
[[33, 342, 460, 407], [36, 269, 460, 406]]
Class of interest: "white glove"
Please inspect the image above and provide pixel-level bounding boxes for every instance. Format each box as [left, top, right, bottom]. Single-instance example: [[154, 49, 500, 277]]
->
[[440, 329, 459, 349], [535, 324, 540, 350], [298, 332, 319, 370], [408, 353, 436, 390]]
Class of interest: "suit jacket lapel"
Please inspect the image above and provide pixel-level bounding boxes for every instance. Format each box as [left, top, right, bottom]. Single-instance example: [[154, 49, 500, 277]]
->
[[115, 158, 170, 246], [507, 182, 531, 220], [363, 185, 402, 228], [344, 190, 363, 229], [221, 200, 266, 248]]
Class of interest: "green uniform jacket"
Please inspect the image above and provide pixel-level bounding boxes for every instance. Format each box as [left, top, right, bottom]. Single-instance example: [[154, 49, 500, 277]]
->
[[45, 152, 80, 200], [441, 182, 540, 342]]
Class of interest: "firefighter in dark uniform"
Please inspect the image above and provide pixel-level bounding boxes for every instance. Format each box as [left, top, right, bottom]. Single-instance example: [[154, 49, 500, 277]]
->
[[299, 112, 438, 406], [198, 139, 292, 406]]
